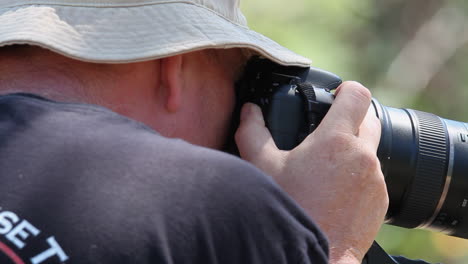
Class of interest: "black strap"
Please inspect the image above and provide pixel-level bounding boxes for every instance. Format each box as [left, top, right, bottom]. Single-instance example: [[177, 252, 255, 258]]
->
[[362, 241, 399, 264], [362, 241, 435, 264], [296, 82, 316, 110], [296, 82, 319, 133]]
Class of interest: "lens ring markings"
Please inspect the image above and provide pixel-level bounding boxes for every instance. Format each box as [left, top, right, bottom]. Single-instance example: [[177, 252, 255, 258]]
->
[[392, 110, 449, 228]]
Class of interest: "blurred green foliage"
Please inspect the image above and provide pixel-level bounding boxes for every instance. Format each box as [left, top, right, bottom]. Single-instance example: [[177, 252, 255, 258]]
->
[[241, 0, 468, 263]]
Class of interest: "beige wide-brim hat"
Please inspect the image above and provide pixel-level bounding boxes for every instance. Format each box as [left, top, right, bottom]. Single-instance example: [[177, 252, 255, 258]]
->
[[0, 0, 311, 67]]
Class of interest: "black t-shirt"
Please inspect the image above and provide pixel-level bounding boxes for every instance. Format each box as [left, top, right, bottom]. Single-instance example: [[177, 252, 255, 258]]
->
[[0, 93, 328, 264]]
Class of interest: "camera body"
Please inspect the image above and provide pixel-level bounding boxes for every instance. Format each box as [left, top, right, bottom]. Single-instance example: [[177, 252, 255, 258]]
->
[[236, 57, 340, 150], [236, 57, 468, 240]]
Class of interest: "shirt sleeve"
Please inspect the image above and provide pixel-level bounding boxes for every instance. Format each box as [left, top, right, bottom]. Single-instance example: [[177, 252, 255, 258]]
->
[[152, 150, 330, 264]]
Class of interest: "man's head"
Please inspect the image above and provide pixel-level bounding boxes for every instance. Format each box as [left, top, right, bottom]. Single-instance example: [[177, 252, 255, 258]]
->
[[0, 45, 245, 149], [0, 0, 309, 149]]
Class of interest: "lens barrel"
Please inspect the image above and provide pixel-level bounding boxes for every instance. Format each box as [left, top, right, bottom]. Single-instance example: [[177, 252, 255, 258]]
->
[[236, 57, 468, 238], [372, 99, 468, 238]]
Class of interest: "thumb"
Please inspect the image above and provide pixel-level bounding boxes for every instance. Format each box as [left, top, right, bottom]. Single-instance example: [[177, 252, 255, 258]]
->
[[235, 103, 282, 171]]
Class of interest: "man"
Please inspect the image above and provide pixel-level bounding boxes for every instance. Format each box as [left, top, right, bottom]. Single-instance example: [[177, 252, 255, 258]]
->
[[0, 1, 388, 264]]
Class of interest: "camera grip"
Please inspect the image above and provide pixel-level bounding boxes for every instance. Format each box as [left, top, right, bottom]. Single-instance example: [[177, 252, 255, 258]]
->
[[267, 84, 305, 150]]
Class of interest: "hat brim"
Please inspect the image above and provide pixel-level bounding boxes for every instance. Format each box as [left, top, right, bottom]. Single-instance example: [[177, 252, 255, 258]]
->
[[0, 2, 311, 67]]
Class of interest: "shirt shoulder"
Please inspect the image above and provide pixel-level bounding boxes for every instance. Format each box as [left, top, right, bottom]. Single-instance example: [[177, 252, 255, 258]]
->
[[0, 93, 329, 264]]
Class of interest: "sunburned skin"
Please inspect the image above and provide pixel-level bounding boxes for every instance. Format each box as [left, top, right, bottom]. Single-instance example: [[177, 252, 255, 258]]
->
[[0, 46, 245, 150], [0, 45, 388, 264]]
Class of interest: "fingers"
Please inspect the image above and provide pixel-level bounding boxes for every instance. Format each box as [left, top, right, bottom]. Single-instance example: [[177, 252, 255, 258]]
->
[[235, 103, 279, 163], [358, 107, 382, 151], [318, 81, 372, 135]]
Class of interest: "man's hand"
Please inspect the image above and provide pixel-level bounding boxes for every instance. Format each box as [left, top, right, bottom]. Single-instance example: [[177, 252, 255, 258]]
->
[[235, 81, 389, 263]]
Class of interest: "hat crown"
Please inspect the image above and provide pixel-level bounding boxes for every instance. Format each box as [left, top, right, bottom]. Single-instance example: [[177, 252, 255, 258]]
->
[[1, 0, 247, 25]]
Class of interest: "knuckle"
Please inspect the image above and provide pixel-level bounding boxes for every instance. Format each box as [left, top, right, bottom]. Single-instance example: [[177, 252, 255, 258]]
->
[[374, 175, 389, 209], [321, 133, 356, 156], [350, 150, 381, 182], [359, 150, 378, 169], [343, 81, 372, 102], [353, 87, 372, 104], [326, 132, 354, 147], [364, 155, 388, 200]]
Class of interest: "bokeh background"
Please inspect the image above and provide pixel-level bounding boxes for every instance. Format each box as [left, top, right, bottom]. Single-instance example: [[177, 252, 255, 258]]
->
[[241, 0, 468, 263]]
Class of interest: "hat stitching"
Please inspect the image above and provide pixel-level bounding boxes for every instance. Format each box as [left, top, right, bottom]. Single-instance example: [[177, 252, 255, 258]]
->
[[1, 38, 306, 67], [0, 1, 249, 29], [1, 29, 285, 55]]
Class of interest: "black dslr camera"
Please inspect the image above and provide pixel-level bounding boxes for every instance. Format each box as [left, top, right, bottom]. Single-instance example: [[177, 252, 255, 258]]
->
[[236, 57, 468, 264]]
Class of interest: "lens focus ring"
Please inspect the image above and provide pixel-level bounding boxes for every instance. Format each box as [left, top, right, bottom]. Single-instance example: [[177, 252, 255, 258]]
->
[[393, 110, 449, 228]]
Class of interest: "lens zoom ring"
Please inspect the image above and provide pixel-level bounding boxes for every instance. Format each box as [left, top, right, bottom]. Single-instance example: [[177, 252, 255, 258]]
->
[[396, 110, 448, 228]]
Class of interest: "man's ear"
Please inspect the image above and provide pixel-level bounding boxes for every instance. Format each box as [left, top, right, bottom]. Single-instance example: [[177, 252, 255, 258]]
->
[[160, 55, 183, 113]]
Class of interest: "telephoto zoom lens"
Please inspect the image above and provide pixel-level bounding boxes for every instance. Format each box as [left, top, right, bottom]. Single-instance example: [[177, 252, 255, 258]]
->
[[372, 99, 468, 238]]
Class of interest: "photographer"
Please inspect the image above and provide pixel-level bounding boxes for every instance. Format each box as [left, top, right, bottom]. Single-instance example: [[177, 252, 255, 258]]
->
[[0, 0, 387, 263]]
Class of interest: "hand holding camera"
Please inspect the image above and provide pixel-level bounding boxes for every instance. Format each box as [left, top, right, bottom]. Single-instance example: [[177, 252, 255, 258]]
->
[[235, 57, 468, 264], [235, 81, 388, 263]]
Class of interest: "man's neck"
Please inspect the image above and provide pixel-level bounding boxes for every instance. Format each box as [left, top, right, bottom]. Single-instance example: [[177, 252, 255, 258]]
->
[[0, 45, 163, 133], [0, 46, 94, 102]]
